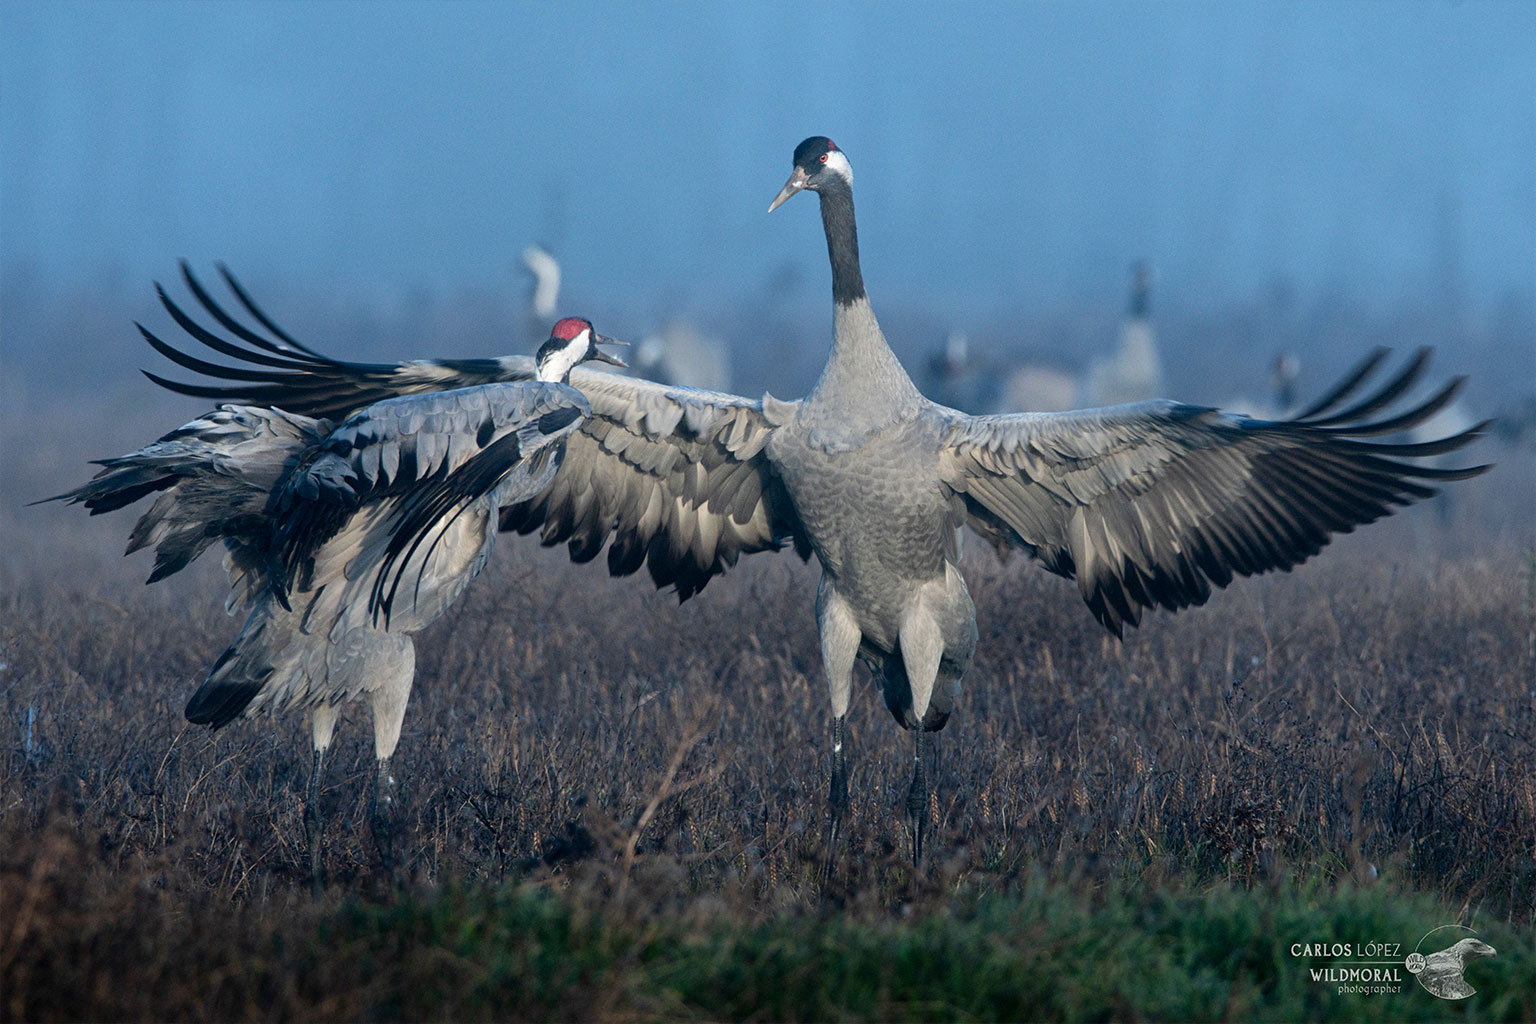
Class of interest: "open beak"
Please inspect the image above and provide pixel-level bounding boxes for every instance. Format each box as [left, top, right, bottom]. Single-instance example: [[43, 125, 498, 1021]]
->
[[768, 166, 809, 212], [591, 334, 628, 368]]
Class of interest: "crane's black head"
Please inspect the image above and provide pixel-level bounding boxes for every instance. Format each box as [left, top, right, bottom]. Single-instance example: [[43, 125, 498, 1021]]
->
[[794, 135, 838, 167], [769, 136, 853, 212], [534, 317, 627, 383]]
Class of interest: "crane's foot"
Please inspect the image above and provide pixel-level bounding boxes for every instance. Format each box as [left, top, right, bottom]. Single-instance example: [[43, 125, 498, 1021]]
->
[[369, 755, 400, 875], [305, 747, 326, 897], [905, 731, 930, 868], [822, 715, 849, 883]]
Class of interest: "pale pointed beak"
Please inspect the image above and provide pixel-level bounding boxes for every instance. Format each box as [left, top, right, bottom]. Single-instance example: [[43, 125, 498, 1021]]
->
[[590, 335, 628, 367], [768, 166, 809, 212]]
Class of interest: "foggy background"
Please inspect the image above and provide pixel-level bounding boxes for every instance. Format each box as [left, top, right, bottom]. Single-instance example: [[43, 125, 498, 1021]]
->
[[2, 0, 1533, 535]]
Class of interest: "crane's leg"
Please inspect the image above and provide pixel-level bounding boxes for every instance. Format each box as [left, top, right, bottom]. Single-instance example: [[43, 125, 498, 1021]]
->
[[899, 602, 944, 868], [307, 703, 340, 896], [371, 756, 398, 872], [367, 638, 415, 876], [905, 729, 932, 866], [816, 581, 860, 878], [828, 714, 849, 853]]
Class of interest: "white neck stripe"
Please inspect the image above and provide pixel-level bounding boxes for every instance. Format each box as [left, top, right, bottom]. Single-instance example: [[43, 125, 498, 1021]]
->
[[824, 149, 853, 185], [537, 329, 589, 382]]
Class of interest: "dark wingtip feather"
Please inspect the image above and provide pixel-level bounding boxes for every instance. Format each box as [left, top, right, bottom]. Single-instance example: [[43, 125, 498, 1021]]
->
[[185, 680, 262, 728], [1289, 346, 1391, 421], [1410, 463, 1493, 482], [216, 262, 325, 356], [138, 321, 288, 383], [1326, 376, 1466, 438], [1300, 348, 1431, 428], [141, 369, 250, 401]]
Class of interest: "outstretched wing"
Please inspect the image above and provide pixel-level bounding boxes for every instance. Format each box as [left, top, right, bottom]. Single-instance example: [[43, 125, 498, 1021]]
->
[[141, 264, 808, 600], [270, 382, 590, 623], [939, 348, 1491, 635]]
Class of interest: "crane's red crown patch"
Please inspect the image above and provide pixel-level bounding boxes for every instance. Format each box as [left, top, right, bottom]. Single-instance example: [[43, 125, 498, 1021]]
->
[[550, 317, 592, 341]]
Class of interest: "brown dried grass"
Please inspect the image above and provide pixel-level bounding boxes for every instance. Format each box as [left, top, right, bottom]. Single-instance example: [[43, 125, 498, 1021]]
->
[[4, 485, 1532, 912]]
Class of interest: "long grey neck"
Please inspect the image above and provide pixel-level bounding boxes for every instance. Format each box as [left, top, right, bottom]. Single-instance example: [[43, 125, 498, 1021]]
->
[[819, 176, 865, 307], [806, 177, 921, 423]]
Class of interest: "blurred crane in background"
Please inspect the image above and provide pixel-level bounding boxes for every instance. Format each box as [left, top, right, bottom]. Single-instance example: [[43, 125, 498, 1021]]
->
[[1081, 261, 1165, 407]]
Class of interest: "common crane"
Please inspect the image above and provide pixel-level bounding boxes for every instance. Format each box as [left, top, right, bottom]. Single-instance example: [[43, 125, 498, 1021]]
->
[[1082, 260, 1165, 408], [522, 244, 563, 324], [69, 138, 1488, 867], [48, 314, 626, 887]]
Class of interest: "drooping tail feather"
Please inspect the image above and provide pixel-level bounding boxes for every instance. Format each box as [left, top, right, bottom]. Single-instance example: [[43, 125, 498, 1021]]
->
[[184, 601, 314, 727], [184, 642, 269, 728]]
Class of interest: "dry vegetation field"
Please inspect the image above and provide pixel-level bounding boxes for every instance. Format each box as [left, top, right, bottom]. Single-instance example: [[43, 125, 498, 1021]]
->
[[2, 404, 1533, 1020]]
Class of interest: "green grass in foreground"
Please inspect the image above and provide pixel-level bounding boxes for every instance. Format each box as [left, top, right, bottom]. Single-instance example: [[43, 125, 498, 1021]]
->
[[10, 816, 1529, 1024], [322, 876, 1531, 1022]]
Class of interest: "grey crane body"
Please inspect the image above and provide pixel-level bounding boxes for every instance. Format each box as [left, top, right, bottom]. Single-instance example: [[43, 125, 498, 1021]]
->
[[48, 317, 623, 885], [767, 312, 977, 737], [766, 148, 977, 744], [64, 139, 1490, 871], [772, 398, 978, 726]]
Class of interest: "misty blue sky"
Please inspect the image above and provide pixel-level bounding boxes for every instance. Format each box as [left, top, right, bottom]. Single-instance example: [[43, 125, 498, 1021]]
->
[[2, 1, 1533, 317]]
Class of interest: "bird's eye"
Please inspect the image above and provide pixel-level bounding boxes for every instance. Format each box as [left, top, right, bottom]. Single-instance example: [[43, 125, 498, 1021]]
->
[[819, 153, 829, 164]]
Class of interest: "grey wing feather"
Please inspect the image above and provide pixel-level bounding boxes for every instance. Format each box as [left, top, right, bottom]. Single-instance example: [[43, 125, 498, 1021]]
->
[[939, 348, 1491, 635], [140, 262, 535, 421], [500, 371, 807, 600], [133, 266, 807, 601]]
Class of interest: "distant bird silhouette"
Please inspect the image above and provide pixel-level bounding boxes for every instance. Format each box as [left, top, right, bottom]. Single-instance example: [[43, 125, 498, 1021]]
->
[[522, 244, 563, 323], [997, 360, 1079, 414], [1271, 352, 1301, 413], [46, 299, 625, 888], [955, 262, 1164, 416], [1215, 352, 1302, 421], [1082, 260, 1164, 407], [923, 329, 987, 410], [1493, 393, 1536, 449], [922, 329, 1076, 415], [1417, 937, 1496, 999]]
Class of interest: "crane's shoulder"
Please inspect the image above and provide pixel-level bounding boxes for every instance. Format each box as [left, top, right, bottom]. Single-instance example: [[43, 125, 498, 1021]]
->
[[761, 392, 799, 426]]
